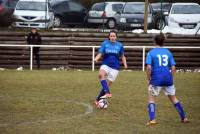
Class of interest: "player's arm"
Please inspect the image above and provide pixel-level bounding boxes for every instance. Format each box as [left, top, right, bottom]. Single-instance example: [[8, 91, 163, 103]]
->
[[146, 65, 152, 84], [122, 54, 128, 69], [94, 42, 105, 63], [145, 52, 152, 84], [94, 53, 102, 63], [169, 52, 176, 76], [171, 66, 176, 75]]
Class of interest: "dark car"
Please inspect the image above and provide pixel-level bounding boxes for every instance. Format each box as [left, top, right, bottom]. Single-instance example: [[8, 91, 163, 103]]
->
[[0, 0, 18, 26], [151, 2, 172, 29], [115, 2, 154, 30], [51, 0, 87, 27]]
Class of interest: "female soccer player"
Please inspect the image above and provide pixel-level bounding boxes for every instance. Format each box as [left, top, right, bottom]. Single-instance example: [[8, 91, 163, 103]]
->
[[94, 30, 127, 107], [145, 33, 189, 125]]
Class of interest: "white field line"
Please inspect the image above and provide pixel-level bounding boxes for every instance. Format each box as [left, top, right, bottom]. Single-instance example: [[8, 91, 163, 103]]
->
[[0, 100, 93, 127]]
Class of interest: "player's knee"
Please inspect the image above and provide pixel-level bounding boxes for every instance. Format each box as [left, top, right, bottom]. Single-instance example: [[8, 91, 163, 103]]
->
[[168, 95, 179, 103], [98, 74, 105, 80]]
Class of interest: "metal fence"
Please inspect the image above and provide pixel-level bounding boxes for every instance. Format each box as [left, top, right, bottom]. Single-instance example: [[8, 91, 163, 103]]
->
[[1, 44, 200, 71]]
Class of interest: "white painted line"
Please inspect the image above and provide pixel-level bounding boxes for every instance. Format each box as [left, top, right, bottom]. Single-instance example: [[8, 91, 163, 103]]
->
[[0, 100, 93, 127]]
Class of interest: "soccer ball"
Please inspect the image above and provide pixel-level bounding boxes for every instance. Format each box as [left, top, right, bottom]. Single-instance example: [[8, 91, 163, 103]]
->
[[98, 99, 108, 109]]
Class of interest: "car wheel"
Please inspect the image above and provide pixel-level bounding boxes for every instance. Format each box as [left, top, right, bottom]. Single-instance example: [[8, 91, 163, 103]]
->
[[54, 16, 61, 27], [107, 19, 116, 29], [157, 18, 166, 30]]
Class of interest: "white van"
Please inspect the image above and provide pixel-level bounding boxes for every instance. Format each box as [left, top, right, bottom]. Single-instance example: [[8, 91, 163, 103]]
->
[[13, 0, 54, 28]]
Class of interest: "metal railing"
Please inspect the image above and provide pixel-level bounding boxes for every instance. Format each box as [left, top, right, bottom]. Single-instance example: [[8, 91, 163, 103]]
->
[[1, 44, 200, 71]]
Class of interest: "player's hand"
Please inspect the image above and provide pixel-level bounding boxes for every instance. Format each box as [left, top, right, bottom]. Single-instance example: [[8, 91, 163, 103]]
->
[[147, 80, 151, 85], [124, 64, 128, 69], [93, 59, 99, 63], [93, 59, 97, 63]]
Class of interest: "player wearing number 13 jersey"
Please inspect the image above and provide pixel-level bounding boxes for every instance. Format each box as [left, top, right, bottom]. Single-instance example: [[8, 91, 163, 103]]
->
[[145, 34, 189, 125], [146, 45, 175, 86]]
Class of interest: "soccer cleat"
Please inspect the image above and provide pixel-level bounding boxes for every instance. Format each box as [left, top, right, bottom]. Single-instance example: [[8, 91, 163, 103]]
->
[[181, 118, 189, 123], [100, 93, 112, 99], [146, 119, 157, 126]]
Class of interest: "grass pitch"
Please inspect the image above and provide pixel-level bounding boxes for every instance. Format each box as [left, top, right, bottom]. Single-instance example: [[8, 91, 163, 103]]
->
[[0, 70, 200, 134]]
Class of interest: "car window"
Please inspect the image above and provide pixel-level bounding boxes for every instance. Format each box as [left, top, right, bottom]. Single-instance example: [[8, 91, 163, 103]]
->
[[112, 4, 123, 12], [151, 3, 160, 10], [9, 0, 18, 8], [48, 3, 53, 12], [68, 1, 83, 12], [91, 3, 106, 11], [5, 0, 11, 7], [171, 5, 200, 14], [163, 4, 171, 11], [53, 2, 68, 12], [152, 3, 169, 10], [124, 3, 149, 14]]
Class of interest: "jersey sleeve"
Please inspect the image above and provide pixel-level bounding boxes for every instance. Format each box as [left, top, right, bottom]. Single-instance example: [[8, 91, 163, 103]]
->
[[145, 52, 152, 65], [98, 41, 105, 54]]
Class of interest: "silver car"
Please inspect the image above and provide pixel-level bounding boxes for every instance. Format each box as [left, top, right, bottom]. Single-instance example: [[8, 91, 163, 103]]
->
[[87, 2, 125, 29]]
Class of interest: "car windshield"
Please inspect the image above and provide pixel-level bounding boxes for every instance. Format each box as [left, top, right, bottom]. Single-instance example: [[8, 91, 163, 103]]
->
[[16, 1, 47, 11], [123, 3, 149, 14], [171, 5, 200, 14]]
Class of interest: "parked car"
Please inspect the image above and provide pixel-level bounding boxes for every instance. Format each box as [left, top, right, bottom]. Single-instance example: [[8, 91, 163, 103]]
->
[[166, 3, 200, 30], [151, 2, 171, 14], [13, 0, 54, 28], [114, 2, 154, 30], [51, 0, 87, 27], [87, 2, 125, 29], [151, 2, 171, 29], [0, 0, 19, 26]]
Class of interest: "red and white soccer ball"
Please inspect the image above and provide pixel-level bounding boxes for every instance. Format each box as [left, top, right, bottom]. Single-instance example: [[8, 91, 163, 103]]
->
[[98, 99, 108, 109]]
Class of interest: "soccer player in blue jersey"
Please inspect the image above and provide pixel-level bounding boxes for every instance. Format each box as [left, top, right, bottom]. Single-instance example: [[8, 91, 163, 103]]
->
[[145, 34, 189, 125], [94, 30, 127, 107]]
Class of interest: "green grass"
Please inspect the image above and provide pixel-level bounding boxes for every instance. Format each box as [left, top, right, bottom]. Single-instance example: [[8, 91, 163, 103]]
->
[[0, 70, 200, 134]]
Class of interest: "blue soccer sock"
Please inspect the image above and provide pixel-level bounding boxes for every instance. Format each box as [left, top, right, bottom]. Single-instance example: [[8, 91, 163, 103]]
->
[[148, 103, 156, 121], [96, 89, 105, 101], [100, 80, 110, 93], [174, 102, 186, 120]]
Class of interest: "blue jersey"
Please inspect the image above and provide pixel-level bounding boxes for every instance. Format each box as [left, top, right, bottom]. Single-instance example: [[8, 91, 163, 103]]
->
[[98, 39, 124, 70], [145, 47, 176, 86]]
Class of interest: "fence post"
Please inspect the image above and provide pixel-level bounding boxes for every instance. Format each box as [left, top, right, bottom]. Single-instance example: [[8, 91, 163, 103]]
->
[[92, 47, 95, 71], [142, 46, 146, 71], [30, 45, 33, 70]]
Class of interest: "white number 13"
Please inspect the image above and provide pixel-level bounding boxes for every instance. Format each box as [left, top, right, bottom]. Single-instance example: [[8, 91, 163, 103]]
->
[[157, 55, 168, 66]]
